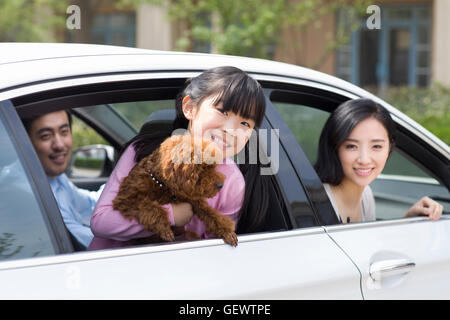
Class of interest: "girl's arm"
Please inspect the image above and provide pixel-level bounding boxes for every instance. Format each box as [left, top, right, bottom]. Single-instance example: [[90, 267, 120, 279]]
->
[[199, 159, 245, 239]]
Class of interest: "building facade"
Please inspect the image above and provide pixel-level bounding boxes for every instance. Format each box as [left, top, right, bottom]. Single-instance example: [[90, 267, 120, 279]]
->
[[66, 0, 450, 89]]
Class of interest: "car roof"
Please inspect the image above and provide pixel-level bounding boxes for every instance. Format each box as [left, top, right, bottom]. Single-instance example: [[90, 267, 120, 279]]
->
[[0, 43, 448, 157], [0, 42, 366, 96], [0, 42, 155, 64]]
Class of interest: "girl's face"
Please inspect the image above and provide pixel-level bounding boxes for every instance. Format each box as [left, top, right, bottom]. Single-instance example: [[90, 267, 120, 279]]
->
[[182, 95, 256, 158], [338, 117, 390, 189]]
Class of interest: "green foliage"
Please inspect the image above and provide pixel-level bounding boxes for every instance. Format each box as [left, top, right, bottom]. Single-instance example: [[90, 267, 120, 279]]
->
[[120, 0, 370, 60], [70, 101, 174, 149], [0, 0, 68, 42], [113, 100, 175, 130], [71, 117, 108, 150], [273, 102, 329, 164], [74, 157, 103, 169], [384, 83, 450, 145]]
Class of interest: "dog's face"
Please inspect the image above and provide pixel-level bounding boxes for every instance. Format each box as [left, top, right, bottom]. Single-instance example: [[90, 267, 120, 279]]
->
[[155, 135, 226, 200]]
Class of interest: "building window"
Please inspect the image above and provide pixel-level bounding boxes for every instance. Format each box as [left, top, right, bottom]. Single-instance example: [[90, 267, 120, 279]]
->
[[91, 13, 136, 47], [336, 4, 431, 89]]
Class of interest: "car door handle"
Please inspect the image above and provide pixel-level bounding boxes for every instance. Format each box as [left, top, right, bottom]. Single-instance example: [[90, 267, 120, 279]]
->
[[369, 258, 416, 281]]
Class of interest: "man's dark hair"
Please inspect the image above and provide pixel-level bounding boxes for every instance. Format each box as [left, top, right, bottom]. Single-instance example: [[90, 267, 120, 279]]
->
[[21, 110, 73, 133]]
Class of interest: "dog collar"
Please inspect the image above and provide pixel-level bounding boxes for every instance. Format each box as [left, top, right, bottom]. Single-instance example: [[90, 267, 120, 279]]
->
[[149, 171, 177, 202], [149, 171, 165, 188]]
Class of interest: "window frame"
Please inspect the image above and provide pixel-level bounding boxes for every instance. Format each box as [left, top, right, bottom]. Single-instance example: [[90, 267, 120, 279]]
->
[[10, 76, 305, 235], [4, 70, 448, 259], [263, 85, 347, 226], [0, 100, 74, 256], [261, 80, 450, 226]]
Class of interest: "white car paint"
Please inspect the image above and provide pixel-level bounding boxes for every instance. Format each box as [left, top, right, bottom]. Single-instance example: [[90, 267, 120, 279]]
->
[[326, 217, 450, 299], [0, 228, 361, 299]]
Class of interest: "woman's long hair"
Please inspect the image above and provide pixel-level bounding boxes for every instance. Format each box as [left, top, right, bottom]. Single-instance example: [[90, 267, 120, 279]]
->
[[129, 66, 270, 234], [314, 98, 396, 185]]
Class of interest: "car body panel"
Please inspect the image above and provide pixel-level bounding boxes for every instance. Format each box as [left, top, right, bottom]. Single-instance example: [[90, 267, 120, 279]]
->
[[325, 217, 450, 299], [0, 228, 362, 299]]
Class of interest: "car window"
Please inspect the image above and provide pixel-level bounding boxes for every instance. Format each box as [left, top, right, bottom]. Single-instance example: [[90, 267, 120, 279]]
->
[[271, 98, 449, 222], [71, 115, 109, 150], [68, 115, 112, 179], [113, 100, 175, 131], [67, 101, 175, 180], [0, 117, 56, 261], [371, 150, 449, 220], [10, 79, 303, 253], [272, 101, 329, 165]]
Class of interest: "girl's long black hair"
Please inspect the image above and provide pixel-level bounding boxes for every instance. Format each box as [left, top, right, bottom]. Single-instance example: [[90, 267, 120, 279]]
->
[[314, 98, 396, 185], [129, 66, 269, 234]]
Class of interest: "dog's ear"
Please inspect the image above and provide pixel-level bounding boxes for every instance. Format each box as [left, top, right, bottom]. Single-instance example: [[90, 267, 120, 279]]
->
[[159, 135, 190, 164], [202, 140, 223, 165], [159, 135, 193, 183]]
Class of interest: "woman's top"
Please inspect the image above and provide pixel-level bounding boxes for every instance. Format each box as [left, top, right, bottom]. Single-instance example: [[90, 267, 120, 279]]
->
[[88, 144, 245, 250], [323, 183, 376, 223]]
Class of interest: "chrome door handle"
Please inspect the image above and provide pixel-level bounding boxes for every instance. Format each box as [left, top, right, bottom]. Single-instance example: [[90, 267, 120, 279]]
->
[[369, 258, 416, 281]]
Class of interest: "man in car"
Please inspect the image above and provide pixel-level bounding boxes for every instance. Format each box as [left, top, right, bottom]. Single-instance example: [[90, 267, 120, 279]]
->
[[20, 110, 103, 249]]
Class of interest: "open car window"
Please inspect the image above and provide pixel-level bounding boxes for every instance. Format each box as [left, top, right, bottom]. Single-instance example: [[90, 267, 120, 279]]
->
[[269, 88, 450, 223], [11, 80, 298, 253]]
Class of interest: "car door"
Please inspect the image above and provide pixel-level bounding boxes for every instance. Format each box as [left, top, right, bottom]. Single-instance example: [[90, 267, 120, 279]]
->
[[324, 128, 450, 299], [265, 78, 450, 299], [0, 72, 363, 299], [325, 216, 450, 299]]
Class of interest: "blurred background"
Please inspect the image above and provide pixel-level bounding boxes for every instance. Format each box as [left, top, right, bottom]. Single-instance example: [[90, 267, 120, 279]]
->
[[0, 0, 448, 145]]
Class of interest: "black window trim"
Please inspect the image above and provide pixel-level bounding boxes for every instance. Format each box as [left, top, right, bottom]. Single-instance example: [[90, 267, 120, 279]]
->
[[263, 88, 343, 226]]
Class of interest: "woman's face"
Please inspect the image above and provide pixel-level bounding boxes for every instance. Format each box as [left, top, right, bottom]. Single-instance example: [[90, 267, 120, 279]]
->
[[337, 117, 390, 188], [182, 95, 256, 158]]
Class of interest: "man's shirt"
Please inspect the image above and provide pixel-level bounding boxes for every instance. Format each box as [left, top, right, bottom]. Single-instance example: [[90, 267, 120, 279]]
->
[[48, 173, 103, 248]]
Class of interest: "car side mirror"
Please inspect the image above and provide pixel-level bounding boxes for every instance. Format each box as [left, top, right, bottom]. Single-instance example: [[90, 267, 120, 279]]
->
[[67, 144, 114, 178]]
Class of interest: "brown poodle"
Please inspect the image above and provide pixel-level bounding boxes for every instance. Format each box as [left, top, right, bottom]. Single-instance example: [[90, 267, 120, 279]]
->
[[113, 134, 238, 246]]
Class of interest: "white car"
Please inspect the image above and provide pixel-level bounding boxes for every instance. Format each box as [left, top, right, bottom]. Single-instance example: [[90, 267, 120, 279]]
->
[[0, 43, 448, 299]]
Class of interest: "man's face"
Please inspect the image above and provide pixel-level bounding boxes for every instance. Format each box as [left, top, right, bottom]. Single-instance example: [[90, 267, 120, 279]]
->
[[28, 111, 72, 178]]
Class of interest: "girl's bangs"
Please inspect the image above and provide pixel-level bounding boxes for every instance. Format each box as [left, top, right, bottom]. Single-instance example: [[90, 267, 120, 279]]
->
[[212, 76, 265, 127]]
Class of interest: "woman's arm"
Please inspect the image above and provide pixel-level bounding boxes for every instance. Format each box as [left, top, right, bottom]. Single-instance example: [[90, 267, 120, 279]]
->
[[403, 196, 443, 220]]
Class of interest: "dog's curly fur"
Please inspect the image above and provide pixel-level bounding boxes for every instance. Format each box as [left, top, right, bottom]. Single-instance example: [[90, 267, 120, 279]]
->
[[113, 134, 238, 246]]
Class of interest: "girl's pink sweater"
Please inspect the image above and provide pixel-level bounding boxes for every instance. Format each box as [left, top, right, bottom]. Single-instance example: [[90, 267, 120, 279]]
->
[[88, 144, 244, 250]]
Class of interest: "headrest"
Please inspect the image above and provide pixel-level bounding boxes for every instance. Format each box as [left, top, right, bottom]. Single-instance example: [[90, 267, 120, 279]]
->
[[139, 109, 176, 135]]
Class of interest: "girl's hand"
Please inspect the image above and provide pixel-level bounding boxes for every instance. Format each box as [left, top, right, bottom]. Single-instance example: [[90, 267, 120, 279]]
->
[[403, 196, 443, 221], [172, 202, 194, 226]]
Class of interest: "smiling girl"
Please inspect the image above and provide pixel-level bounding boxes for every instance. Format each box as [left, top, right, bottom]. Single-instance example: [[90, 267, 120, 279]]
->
[[315, 98, 443, 224], [88, 66, 269, 249]]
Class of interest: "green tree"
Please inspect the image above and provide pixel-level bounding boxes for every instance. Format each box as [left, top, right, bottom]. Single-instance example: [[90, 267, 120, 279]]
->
[[0, 0, 68, 42], [120, 0, 370, 61], [385, 83, 450, 145]]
